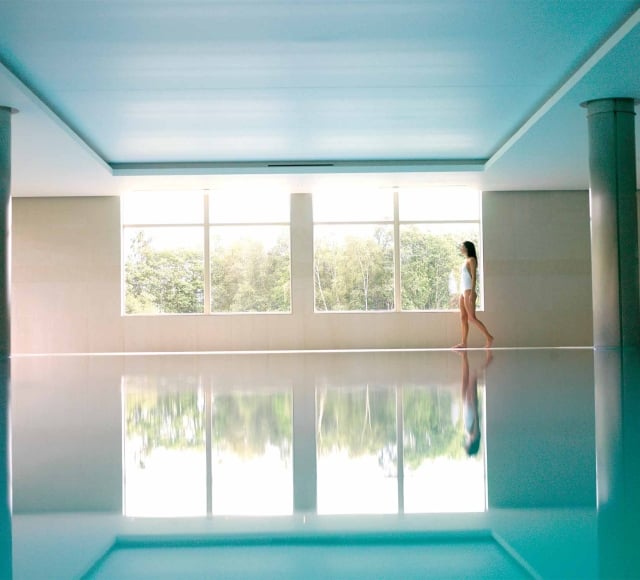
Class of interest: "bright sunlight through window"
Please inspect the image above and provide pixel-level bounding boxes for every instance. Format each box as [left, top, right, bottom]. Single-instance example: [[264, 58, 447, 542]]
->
[[122, 190, 291, 315], [122, 187, 482, 316]]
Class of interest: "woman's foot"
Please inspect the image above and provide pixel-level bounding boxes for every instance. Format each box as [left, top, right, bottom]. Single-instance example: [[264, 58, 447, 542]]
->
[[453, 343, 467, 349], [484, 336, 494, 348]]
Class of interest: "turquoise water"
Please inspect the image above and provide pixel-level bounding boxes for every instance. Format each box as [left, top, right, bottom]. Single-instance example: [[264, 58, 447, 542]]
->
[[2, 349, 639, 579]]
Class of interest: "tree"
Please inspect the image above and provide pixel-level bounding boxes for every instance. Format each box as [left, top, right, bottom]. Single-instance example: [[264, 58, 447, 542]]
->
[[400, 227, 479, 310], [314, 226, 394, 311], [126, 229, 291, 314], [125, 231, 204, 314], [211, 230, 290, 312]]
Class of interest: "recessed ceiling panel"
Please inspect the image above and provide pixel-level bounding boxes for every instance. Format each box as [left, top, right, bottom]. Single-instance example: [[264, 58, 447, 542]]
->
[[0, 0, 637, 164]]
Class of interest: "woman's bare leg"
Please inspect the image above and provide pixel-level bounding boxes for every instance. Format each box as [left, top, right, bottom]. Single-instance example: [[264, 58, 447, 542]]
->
[[464, 291, 494, 348], [454, 294, 469, 348]]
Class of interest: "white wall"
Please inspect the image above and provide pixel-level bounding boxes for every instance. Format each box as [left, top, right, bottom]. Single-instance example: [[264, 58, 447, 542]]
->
[[10, 190, 593, 353]]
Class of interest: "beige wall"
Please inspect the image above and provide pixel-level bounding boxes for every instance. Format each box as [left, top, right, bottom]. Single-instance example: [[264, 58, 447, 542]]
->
[[482, 190, 593, 346], [10, 190, 593, 353]]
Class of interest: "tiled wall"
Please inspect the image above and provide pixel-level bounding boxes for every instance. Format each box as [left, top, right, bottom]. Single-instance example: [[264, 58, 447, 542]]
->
[[11, 190, 593, 353]]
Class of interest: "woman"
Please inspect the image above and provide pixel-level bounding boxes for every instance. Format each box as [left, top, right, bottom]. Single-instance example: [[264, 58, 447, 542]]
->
[[459, 350, 480, 456], [458, 349, 493, 456], [454, 241, 494, 349]]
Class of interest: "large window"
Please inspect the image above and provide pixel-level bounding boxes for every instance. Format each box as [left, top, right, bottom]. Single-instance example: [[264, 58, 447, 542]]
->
[[209, 191, 290, 313], [123, 187, 482, 315], [313, 190, 395, 311], [314, 187, 482, 312], [399, 189, 482, 311], [122, 191, 291, 315]]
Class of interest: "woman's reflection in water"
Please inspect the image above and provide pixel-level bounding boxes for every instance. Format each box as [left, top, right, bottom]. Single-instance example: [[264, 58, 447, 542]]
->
[[458, 350, 493, 456]]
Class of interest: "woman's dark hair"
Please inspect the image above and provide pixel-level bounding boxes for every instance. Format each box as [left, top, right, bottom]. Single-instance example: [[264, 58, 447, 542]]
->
[[464, 432, 481, 457], [462, 241, 477, 259]]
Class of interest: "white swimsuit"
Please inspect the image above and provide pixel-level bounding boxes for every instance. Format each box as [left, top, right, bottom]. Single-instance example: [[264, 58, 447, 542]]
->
[[460, 262, 473, 292]]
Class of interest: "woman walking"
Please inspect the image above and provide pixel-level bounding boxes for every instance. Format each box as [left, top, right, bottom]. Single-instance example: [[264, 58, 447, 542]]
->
[[454, 241, 494, 349]]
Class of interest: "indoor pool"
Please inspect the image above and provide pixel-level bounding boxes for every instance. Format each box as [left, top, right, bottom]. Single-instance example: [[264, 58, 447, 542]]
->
[[1, 348, 638, 579]]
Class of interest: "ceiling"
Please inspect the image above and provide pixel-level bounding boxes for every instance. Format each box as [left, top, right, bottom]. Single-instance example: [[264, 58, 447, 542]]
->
[[1, 0, 640, 196]]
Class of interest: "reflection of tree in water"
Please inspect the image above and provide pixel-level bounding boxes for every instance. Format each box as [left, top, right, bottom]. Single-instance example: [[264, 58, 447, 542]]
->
[[126, 390, 206, 464], [126, 389, 292, 463], [317, 386, 396, 456], [316, 386, 484, 468], [212, 393, 292, 460], [403, 387, 484, 467]]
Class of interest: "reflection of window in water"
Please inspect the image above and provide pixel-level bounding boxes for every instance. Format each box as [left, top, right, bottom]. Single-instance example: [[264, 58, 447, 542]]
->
[[123, 377, 292, 517], [123, 382, 206, 517], [403, 384, 487, 513], [316, 382, 487, 515], [316, 385, 398, 514], [211, 392, 292, 515]]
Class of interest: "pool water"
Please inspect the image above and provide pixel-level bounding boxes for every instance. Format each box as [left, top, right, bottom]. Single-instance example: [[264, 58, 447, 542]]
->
[[2, 348, 639, 579]]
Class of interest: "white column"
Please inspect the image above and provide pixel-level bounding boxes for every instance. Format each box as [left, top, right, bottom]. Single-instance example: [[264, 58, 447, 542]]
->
[[0, 105, 13, 580], [584, 98, 639, 348], [290, 193, 314, 317], [0, 106, 14, 355], [289, 195, 318, 510], [292, 378, 317, 512]]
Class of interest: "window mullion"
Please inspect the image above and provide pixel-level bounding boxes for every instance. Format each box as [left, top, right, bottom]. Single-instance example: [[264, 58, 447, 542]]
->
[[393, 190, 401, 312], [204, 193, 211, 315]]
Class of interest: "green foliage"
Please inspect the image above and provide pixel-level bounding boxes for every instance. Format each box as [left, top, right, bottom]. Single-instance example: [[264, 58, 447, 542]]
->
[[212, 393, 292, 457], [125, 385, 481, 469], [126, 390, 205, 460], [315, 225, 480, 312], [400, 227, 462, 310], [125, 229, 291, 314], [402, 388, 468, 467], [125, 231, 204, 314], [125, 224, 481, 315], [317, 387, 396, 455], [211, 231, 290, 312], [316, 386, 476, 466], [314, 226, 394, 311], [125, 389, 292, 461]]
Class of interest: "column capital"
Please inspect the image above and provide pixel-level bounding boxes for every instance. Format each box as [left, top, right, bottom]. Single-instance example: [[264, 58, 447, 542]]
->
[[580, 97, 637, 116]]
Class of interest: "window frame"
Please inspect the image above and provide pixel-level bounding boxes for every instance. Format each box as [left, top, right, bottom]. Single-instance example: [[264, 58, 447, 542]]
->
[[313, 189, 483, 313], [121, 191, 292, 316], [121, 188, 483, 316]]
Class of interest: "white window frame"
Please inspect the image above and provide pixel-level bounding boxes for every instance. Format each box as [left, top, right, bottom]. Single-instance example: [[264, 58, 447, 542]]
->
[[121, 191, 292, 316]]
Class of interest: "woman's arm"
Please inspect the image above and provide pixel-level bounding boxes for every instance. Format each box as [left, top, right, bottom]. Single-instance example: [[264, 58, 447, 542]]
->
[[469, 257, 477, 290]]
